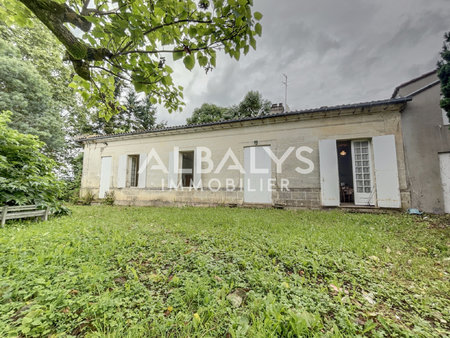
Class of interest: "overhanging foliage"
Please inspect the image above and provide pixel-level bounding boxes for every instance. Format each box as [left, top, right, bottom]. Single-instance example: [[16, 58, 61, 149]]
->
[[438, 32, 450, 120], [1, 0, 263, 118]]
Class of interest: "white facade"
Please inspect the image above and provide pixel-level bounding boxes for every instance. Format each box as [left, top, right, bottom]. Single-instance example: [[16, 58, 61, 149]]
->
[[80, 99, 411, 210]]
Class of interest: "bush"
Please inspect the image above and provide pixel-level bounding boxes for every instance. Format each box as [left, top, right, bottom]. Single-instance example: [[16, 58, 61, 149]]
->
[[61, 153, 83, 202], [0, 111, 64, 208], [102, 191, 115, 205]]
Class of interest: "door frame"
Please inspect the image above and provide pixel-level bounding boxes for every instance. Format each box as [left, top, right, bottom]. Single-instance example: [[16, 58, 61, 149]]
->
[[351, 139, 376, 206]]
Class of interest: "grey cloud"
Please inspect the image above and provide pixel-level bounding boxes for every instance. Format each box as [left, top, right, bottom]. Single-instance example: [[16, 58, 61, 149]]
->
[[155, 0, 450, 126]]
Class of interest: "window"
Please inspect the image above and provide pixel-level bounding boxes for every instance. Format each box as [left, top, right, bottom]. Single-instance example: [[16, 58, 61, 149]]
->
[[353, 141, 372, 194], [180, 151, 194, 187], [127, 155, 140, 187]]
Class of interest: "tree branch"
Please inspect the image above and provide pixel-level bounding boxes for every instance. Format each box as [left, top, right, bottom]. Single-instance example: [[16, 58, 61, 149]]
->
[[80, 0, 90, 15], [143, 19, 213, 35], [118, 18, 213, 54], [19, 0, 87, 56], [117, 27, 245, 57]]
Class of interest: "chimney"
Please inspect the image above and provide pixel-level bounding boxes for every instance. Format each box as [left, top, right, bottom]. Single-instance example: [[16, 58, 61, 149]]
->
[[270, 103, 284, 114]]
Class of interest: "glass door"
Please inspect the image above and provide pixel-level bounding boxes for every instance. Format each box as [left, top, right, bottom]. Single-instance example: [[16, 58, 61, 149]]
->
[[351, 140, 375, 205]]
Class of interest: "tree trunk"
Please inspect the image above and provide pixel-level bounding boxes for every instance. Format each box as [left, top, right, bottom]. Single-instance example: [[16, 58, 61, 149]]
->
[[18, 0, 112, 80]]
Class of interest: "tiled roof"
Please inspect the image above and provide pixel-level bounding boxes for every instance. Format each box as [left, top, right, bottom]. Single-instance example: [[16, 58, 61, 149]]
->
[[77, 97, 411, 142]]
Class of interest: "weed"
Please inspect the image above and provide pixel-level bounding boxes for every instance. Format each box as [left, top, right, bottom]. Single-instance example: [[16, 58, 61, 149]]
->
[[79, 190, 95, 205], [102, 191, 115, 206]]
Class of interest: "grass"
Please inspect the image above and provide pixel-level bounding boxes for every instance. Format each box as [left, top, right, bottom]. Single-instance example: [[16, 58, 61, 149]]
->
[[0, 206, 449, 337]]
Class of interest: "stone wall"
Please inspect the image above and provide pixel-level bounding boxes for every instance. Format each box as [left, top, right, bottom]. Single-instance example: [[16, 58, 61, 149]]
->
[[80, 103, 409, 209]]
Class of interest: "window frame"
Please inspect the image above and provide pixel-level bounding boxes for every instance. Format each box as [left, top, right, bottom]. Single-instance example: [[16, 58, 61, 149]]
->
[[127, 154, 140, 188]]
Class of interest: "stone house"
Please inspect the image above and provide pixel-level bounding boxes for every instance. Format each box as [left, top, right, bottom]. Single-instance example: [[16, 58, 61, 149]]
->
[[78, 96, 415, 211], [392, 70, 450, 213]]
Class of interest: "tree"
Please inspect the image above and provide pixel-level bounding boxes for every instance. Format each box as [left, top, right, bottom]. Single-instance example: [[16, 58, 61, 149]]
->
[[0, 38, 65, 155], [88, 85, 166, 135], [438, 32, 450, 121], [1, 0, 263, 118], [126, 91, 167, 131], [186, 103, 229, 125], [230, 90, 271, 118], [186, 91, 272, 125], [0, 19, 74, 112], [0, 19, 90, 137], [0, 111, 64, 207]]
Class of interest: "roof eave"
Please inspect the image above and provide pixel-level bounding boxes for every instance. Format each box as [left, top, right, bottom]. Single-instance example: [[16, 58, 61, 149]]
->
[[391, 69, 438, 98], [76, 97, 411, 143]]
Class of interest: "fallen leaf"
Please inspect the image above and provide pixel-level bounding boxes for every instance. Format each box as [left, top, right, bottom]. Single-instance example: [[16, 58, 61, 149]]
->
[[329, 284, 342, 294], [227, 288, 247, 307], [362, 292, 376, 305]]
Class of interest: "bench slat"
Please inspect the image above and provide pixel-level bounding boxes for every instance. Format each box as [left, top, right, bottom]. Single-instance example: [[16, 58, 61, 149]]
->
[[5, 205, 38, 212], [5, 210, 46, 220]]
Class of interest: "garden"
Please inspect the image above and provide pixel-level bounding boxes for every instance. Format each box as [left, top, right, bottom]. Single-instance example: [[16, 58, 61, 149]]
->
[[0, 206, 448, 336]]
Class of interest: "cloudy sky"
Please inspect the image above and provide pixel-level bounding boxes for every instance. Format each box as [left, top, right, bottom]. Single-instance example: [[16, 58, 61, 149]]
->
[[156, 0, 449, 126]]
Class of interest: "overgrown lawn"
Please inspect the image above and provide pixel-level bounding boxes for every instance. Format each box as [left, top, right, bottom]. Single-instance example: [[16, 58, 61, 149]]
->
[[0, 206, 449, 336]]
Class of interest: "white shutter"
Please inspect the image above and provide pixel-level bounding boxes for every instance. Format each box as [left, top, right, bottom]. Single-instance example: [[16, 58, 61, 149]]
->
[[99, 156, 112, 198], [319, 139, 340, 206], [372, 135, 401, 208], [138, 153, 147, 188], [117, 154, 127, 188], [193, 148, 202, 188], [168, 150, 179, 188], [243, 146, 272, 204]]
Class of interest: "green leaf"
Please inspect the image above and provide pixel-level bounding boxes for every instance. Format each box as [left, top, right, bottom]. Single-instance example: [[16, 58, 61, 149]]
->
[[255, 23, 262, 36], [173, 51, 184, 61], [198, 55, 208, 67], [183, 55, 195, 71], [254, 11, 263, 20], [188, 26, 198, 37]]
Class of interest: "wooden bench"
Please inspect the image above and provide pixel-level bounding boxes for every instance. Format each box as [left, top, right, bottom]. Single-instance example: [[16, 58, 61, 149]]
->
[[1, 205, 49, 227]]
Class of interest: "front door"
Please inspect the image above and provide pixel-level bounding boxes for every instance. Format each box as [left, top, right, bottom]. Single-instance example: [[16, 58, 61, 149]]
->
[[244, 146, 272, 204], [351, 140, 375, 205], [99, 156, 112, 198]]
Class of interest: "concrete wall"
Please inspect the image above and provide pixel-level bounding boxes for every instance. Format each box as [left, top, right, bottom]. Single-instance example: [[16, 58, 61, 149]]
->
[[397, 73, 450, 213], [80, 104, 409, 209]]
